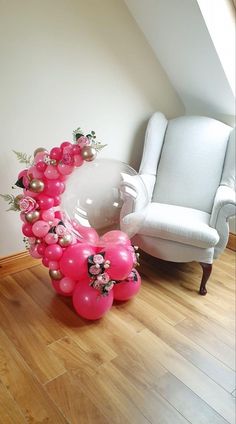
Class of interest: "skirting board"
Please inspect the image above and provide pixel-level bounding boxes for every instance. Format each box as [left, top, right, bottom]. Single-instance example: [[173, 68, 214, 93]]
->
[[0, 234, 235, 279], [0, 251, 39, 278]]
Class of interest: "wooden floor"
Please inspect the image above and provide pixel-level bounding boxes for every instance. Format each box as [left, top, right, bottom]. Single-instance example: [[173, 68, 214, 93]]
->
[[0, 249, 235, 424]]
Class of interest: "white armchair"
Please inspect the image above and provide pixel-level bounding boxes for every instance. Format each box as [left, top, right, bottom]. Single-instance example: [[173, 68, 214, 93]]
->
[[121, 112, 236, 295]]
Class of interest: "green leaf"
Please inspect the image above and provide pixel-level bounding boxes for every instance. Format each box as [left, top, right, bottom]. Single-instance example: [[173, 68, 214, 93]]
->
[[13, 150, 33, 165]]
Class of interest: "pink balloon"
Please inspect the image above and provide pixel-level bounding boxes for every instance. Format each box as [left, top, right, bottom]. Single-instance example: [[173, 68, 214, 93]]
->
[[18, 169, 28, 181], [27, 165, 44, 179], [50, 147, 62, 161], [34, 151, 48, 164], [57, 163, 74, 175], [37, 194, 54, 210], [44, 180, 64, 196], [100, 230, 131, 246], [36, 161, 47, 172], [22, 223, 34, 237], [105, 245, 133, 280], [49, 260, 59, 270], [23, 188, 38, 198], [44, 233, 58, 244], [37, 242, 47, 256], [113, 269, 141, 301], [60, 243, 96, 280], [51, 279, 72, 297], [74, 154, 84, 167], [42, 256, 50, 267], [29, 245, 42, 259], [53, 195, 61, 206], [73, 279, 114, 320], [32, 220, 50, 237], [45, 244, 63, 261], [41, 208, 55, 222], [44, 165, 60, 180], [59, 277, 76, 294], [75, 225, 99, 245], [20, 212, 27, 223], [60, 141, 72, 149]]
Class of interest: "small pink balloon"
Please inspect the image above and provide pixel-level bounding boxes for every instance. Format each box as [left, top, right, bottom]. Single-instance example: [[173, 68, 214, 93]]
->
[[44, 233, 59, 244], [59, 277, 76, 294], [57, 163, 74, 175], [50, 147, 62, 161], [54, 211, 62, 220], [20, 212, 27, 223], [53, 195, 61, 206], [44, 180, 64, 196], [49, 260, 59, 270], [27, 165, 43, 179], [60, 141, 72, 149], [113, 269, 141, 301], [100, 230, 131, 246], [73, 279, 114, 320], [37, 194, 54, 210], [34, 151, 48, 164], [44, 165, 60, 180], [74, 154, 84, 167], [22, 223, 34, 237], [51, 279, 73, 297], [105, 245, 133, 281], [32, 220, 50, 237], [75, 225, 99, 245], [42, 256, 50, 267], [36, 161, 47, 172], [45, 244, 63, 261], [23, 189, 38, 198], [60, 243, 96, 280], [37, 242, 47, 256], [41, 208, 55, 222], [18, 169, 28, 180], [29, 245, 42, 259]]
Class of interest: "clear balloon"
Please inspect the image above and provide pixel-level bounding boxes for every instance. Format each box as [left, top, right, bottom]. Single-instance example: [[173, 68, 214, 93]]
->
[[60, 158, 148, 240]]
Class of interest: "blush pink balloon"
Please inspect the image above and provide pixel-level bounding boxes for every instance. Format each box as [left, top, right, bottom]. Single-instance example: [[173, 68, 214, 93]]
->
[[60, 243, 96, 281], [57, 163, 74, 175], [44, 233, 58, 244], [74, 154, 84, 167], [41, 208, 55, 222], [113, 269, 141, 301], [44, 165, 60, 180], [51, 280, 73, 297], [75, 225, 99, 245], [59, 277, 76, 294], [37, 194, 54, 210], [34, 151, 48, 164], [45, 244, 63, 261], [20, 212, 27, 223], [27, 165, 44, 179], [105, 245, 133, 281], [29, 245, 42, 259], [100, 230, 131, 246], [32, 220, 50, 237], [73, 279, 114, 320], [23, 188, 38, 198]]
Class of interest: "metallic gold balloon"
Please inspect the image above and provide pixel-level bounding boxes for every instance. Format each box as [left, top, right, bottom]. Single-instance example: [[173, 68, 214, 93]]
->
[[81, 146, 97, 161], [59, 234, 73, 247], [33, 147, 48, 157], [25, 210, 40, 223], [29, 179, 45, 193], [49, 269, 63, 280]]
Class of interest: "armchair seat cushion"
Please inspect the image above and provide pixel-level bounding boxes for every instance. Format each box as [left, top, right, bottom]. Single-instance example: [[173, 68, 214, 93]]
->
[[139, 203, 219, 248]]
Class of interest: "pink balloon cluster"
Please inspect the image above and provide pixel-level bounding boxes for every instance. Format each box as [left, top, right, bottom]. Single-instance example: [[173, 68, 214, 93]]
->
[[16, 138, 141, 320]]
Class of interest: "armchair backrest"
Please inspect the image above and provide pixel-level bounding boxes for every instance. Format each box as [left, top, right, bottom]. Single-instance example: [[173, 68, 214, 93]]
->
[[140, 113, 233, 213]]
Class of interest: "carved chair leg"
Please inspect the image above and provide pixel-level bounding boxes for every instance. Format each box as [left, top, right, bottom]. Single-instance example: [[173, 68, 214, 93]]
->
[[199, 262, 212, 295]]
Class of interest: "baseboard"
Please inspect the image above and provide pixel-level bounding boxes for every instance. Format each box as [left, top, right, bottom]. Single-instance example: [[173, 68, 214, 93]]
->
[[0, 250, 39, 278], [227, 232, 236, 252]]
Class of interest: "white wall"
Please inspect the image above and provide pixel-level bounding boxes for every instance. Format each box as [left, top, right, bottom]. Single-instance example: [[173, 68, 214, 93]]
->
[[0, 0, 184, 256]]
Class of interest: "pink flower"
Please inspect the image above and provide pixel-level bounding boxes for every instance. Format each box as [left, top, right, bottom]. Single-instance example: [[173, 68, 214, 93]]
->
[[77, 136, 89, 148], [19, 196, 38, 213], [96, 272, 110, 284], [55, 225, 67, 237], [93, 254, 104, 265]]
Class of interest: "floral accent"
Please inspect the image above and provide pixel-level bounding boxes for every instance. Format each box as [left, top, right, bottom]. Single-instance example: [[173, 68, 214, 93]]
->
[[77, 136, 90, 148], [93, 254, 105, 265], [89, 265, 101, 275], [91, 273, 115, 295], [43, 155, 52, 165], [19, 196, 38, 213], [62, 152, 74, 165], [55, 224, 67, 237]]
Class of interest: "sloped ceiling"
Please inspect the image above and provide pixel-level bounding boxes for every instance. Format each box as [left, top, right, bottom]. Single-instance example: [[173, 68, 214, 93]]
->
[[125, 0, 235, 124]]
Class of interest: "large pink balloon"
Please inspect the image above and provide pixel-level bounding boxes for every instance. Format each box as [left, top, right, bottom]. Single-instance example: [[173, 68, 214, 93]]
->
[[73, 279, 114, 320], [113, 269, 141, 301], [104, 245, 134, 280], [60, 243, 96, 280]]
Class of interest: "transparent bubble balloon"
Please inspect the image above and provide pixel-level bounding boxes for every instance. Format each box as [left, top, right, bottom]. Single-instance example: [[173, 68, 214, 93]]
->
[[60, 158, 148, 242]]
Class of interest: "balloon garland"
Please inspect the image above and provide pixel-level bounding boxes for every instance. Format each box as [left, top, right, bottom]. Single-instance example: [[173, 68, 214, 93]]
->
[[1, 127, 141, 320]]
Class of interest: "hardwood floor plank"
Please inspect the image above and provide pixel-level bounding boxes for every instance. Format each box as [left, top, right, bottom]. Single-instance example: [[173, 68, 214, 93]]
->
[[0, 328, 68, 423], [0, 380, 26, 424], [154, 373, 229, 424]]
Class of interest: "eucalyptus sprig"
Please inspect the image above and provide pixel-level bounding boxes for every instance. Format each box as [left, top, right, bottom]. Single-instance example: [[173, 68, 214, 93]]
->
[[13, 150, 33, 166], [0, 194, 21, 211], [73, 127, 84, 142]]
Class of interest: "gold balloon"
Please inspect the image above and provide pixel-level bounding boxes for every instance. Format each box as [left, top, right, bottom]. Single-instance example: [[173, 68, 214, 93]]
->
[[59, 234, 73, 247], [33, 147, 48, 157], [25, 210, 40, 223], [49, 269, 63, 280], [29, 179, 45, 193], [81, 146, 97, 161]]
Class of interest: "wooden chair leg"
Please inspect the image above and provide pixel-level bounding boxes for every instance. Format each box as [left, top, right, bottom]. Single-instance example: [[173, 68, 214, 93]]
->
[[199, 262, 212, 295]]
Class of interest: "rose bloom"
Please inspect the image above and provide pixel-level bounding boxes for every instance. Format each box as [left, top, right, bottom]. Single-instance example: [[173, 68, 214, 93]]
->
[[77, 136, 89, 148], [19, 196, 38, 213], [62, 153, 74, 165], [55, 225, 67, 237], [93, 254, 104, 265]]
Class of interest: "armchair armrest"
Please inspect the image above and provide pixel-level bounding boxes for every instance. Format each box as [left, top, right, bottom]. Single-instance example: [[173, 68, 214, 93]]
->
[[210, 185, 236, 258], [120, 173, 151, 214], [210, 185, 236, 228]]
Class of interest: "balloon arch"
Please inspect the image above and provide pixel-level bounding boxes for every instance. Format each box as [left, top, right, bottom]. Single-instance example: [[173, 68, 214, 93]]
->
[[1, 128, 143, 320]]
